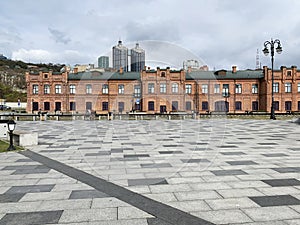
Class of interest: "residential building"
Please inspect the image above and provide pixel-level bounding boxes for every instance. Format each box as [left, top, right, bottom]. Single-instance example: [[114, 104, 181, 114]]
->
[[98, 56, 109, 68], [112, 40, 128, 72], [131, 43, 145, 72]]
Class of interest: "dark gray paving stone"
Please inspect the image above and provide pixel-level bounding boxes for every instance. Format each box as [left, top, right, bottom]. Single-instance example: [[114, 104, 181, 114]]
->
[[288, 147, 300, 151], [262, 153, 288, 157], [141, 163, 172, 168], [1, 165, 39, 170], [158, 151, 183, 154], [249, 195, 300, 207], [40, 150, 65, 153], [85, 152, 110, 156], [0, 210, 63, 225], [211, 169, 248, 176], [69, 190, 109, 199], [226, 160, 258, 165], [147, 218, 173, 225], [257, 142, 278, 145], [0, 193, 25, 203], [12, 167, 51, 175], [181, 159, 210, 163], [272, 167, 300, 173], [220, 152, 246, 155], [78, 147, 100, 150], [217, 145, 238, 148], [163, 144, 184, 147], [111, 148, 124, 153], [124, 154, 150, 158], [5, 185, 55, 194], [128, 178, 168, 186], [15, 159, 34, 162], [261, 178, 300, 187]]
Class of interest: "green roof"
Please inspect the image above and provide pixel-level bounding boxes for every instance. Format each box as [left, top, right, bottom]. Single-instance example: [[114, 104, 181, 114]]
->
[[186, 70, 264, 80], [68, 71, 140, 80]]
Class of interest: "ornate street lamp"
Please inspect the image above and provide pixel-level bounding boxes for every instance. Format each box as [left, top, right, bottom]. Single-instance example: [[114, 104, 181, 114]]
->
[[7, 120, 16, 151], [263, 39, 282, 120]]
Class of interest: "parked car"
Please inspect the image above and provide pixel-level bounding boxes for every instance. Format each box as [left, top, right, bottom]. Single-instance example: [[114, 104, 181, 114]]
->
[[0, 105, 11, 110]]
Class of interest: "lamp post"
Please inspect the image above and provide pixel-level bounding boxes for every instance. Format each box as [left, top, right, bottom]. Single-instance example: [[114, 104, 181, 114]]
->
[[262, 39, 283, 120], [7, 120, 16, 151]]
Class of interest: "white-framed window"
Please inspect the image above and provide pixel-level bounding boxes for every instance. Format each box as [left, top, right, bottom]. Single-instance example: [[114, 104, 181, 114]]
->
[[33, 85, 39, 94], [185, 84, 192, 94], [214, 84, 220, 93], [202, 84, 208, 94], [134, 85, 141, 97], [222, 84, 229, 97], [252, 84, 258, 94], [70, 84, 76, 94], [55, 84, 62, 94], [273, 82, 279, 93], [285, 82, 292, 93], [235, 84, 242, 94], [102, 84, 109, 94], [118, 84, 124, 94], [148, 83, 154, 93], [172, 83, 179, 93], [86, 84, 92, 94], [160, 83, 166, 93], [44, 85, 50, 94], [298, 83, 300, 92]]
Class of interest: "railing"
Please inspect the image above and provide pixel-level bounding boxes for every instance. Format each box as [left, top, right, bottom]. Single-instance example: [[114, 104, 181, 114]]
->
[[0, 111, 299, 121]]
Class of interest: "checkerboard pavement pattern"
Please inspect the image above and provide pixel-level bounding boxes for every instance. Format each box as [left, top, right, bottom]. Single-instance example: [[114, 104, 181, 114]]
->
[[0, 119, 300, 224]]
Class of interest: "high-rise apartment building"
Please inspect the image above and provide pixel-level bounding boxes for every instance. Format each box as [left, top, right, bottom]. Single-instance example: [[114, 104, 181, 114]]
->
[[131, 43, 145, 72], [112, 40, 128, 72], [98, 56, 109, 68]]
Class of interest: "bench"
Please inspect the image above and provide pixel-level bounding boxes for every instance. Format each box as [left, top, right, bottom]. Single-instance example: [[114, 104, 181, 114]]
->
[[9, 130, 38, 147]]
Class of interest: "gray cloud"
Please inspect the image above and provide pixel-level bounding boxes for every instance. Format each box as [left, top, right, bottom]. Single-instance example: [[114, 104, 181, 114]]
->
[[48, 27, 71, 45], [1, 0, 300, 69]]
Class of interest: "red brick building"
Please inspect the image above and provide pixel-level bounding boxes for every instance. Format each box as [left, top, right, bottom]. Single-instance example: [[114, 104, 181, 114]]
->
[[26, 66, 300, 114]]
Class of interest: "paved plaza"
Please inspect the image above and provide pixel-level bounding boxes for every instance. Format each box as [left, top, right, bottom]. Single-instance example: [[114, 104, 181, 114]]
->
[[1, 118, 300, 224]]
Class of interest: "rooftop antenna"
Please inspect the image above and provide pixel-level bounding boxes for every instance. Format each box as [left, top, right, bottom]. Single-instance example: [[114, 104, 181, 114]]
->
[[256, 49, 261, 69]]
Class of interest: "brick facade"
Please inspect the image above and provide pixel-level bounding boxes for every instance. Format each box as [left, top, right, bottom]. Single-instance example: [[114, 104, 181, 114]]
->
[[26, 66, 300, 114]]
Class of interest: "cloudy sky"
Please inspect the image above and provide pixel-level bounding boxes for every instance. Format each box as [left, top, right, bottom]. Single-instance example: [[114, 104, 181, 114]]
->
[[0, 0, 300, 70]]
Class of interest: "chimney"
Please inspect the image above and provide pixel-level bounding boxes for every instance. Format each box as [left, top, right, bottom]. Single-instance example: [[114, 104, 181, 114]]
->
[[74, 67, 78, 74], [232, 66, 237, 73], [119, 67, 123, 74], [188, 66, 192, 73]]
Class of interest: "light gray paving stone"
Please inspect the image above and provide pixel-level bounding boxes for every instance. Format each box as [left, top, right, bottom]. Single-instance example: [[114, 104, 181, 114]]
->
[[88, 219, 149, 225], [167, 200, 211, 212], [257, 187, 300, 195], [190, 182, 232, 190], [144, 193, 178, 203], [230, 221, 288, 225], [242, 206, 300, 222], [226, 181, 270, 189], [217, 188, 265, 198], [285, 219, 300, 225], [149, 184, 192, 193], [205, 197, 260, 210], [59, 208, 118, 223], [175, 190, 222, 201], [0, 201, 43, 214], [38, 199, 92, 211], [19, 190, 71, 202], [117, 206, 154, 219], [91, 197, 131, 208], [191, 209, 253, 224]]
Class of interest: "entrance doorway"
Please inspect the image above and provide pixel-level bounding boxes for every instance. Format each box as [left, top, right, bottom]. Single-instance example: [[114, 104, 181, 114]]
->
[[160, 105, 167, 113], [214, 101, 229, 112]]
